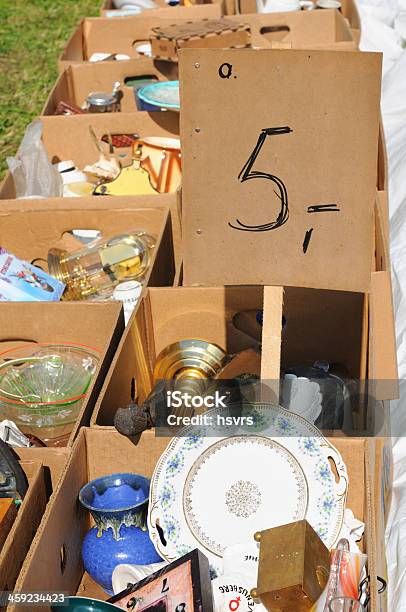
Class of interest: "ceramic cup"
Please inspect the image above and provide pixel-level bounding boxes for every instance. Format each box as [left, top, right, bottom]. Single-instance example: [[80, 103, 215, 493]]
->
[[112, 561, 167, 595], [316, 0, 341, 8], [256, 0, 300, 12]]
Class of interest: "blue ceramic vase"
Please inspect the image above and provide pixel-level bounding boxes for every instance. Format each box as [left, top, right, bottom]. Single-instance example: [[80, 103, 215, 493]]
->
[[79, 473, 162, 594]]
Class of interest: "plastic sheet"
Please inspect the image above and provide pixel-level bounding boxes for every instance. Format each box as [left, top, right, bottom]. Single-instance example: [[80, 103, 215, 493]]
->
[[357, 0, 406, 608], [6, 120, 62, 199]]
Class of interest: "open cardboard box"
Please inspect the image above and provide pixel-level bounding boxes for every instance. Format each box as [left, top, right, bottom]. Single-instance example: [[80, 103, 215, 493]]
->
[[45, 10, 355, 119], [91, 273, 397, 434], [0, 196, 181, 279], [43, 58, 178, 116], [0, 460, 47, 597], [58, 14, 219, 71], [230, 0, 361, 33], [0, 112, 179, 201], [9, 427, 380, 611], [0, 202, 175, 291], [0, 301, 124, 450], [59, 8, 355, 72], [228, 7, 356, 50], [100, 0, 223, 18]]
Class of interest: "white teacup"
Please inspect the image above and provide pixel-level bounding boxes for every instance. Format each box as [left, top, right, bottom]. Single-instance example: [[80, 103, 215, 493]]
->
[[112, 562, 167, 595], [257, 0, 300, 13]]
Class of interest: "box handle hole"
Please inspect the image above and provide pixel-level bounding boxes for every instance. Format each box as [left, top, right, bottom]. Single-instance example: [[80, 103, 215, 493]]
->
[[60, 544, 67, 574], [328, 455, 340, 483]]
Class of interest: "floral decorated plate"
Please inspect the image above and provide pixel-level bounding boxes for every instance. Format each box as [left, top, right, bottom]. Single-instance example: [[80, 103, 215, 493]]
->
[[148, 404, 348, 576]]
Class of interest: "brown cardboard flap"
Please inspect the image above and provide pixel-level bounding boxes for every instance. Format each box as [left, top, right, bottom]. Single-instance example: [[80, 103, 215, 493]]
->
[[375, 190, 390, 277], [0, 461, 47, 593], [368, 271, 399, 400], [16, 447, 70, 490], [11, 437, 89, 603], [281, 286, 367, 380], [180, 48, 382, 291], [378, 119, 388, 192]]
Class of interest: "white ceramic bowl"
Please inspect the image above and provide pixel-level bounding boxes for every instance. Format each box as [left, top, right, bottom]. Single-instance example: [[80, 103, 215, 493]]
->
[[316, 0, 341, 8]]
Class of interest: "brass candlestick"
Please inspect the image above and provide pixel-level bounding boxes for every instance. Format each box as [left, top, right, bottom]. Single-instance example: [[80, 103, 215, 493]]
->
[[114, 339, 227, 437]]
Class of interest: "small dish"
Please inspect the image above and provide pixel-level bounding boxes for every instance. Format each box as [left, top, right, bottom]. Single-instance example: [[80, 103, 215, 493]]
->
[[137, 81, 180, 112], [148, 403, 348, 576]]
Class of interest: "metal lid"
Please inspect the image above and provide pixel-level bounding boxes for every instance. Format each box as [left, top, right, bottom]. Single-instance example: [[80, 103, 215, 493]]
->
[[86, 91, 117, 107]]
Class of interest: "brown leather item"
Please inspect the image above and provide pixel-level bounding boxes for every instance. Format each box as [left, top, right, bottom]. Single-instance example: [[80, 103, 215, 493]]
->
[[53, 101, 86, 116]]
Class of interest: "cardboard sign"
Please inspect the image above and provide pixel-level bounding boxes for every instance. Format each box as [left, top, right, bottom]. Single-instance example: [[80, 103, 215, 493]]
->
[[180, 49, 382, 291]]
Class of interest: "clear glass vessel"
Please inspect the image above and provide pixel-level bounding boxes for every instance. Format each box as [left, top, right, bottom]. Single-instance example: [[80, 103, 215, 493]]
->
[[48, 231, 156, 300], [0, 343, 99, 446]]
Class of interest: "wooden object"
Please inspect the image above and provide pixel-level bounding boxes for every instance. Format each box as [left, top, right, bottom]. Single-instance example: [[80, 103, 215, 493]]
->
[[109, 549, 213, 610], [251, 520, 330, 611], [150, 19, 251, 61], [0, 498, 17, 550]]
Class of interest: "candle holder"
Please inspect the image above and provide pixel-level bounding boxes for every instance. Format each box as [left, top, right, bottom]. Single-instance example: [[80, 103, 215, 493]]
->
[[114, 339, 228, 437], [48, 231, 155, 300]]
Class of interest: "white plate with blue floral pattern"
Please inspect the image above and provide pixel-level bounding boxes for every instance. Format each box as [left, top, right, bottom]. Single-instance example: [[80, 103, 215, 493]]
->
[[148, 404, 348, 576]]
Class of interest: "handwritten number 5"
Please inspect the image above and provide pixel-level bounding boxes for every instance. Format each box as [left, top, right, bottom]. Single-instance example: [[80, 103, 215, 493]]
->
[[229, 127, 292, 232]]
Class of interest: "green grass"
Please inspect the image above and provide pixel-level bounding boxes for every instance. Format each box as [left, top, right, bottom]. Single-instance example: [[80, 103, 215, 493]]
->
[[0, 0, 101, 179]]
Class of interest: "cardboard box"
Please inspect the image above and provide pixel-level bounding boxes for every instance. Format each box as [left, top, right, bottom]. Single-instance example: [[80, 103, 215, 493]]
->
[[93, 286, 276, 424], [59, 14, 220, 71], [0, 301, 124, 449], [43, 59, 178, 116], [229, 7, 356, 50], [0, 460, 47, 597], [0, 202, 175, 292], [91, 274, 397, 430], [0, 196, 181, 278], [180, 48, 382, 292], [10, 428, 380, 611], [232, 0, 361, 35], [0, 111, 179, 200], [59, 8, 355, 71], [100, 0, 223, 18]]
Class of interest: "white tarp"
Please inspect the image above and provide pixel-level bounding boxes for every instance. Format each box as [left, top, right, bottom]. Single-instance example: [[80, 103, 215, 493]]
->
[[356, 0, 406, 608]]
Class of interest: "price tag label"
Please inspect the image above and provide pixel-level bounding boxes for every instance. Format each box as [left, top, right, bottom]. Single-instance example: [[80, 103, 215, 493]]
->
[[180, 49, 382, 291]]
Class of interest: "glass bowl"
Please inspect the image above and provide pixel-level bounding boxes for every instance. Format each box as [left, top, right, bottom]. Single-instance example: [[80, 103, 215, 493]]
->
[[0, 343, 100, 446]]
